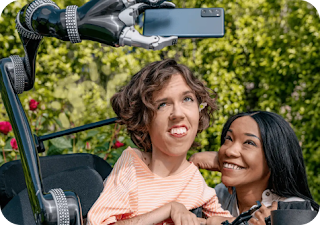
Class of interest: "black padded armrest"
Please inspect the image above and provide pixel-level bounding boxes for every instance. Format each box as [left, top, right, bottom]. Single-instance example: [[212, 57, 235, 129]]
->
[[271, 201, 317, 225]]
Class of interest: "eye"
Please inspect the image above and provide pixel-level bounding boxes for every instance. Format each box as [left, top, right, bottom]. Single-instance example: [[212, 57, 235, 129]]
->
[[224, 135, 232, 142], [244, 140, 257, 147], [157, 102, 166, 109], [184, 96, 194, 102]]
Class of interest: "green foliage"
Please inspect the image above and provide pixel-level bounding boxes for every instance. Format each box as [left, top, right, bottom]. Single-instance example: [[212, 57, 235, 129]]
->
[[0, 0, 320, 203]]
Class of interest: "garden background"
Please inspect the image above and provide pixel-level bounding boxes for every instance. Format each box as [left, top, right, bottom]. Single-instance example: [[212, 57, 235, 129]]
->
[[0, 0, 320, 203]]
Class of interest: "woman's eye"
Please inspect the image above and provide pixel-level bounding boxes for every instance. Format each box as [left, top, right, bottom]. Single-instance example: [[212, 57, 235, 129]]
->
[[244, 140, 257, 147], [184, 96, 194, 102], [157, 102, 166, 109], [224, 135, 232, 142]]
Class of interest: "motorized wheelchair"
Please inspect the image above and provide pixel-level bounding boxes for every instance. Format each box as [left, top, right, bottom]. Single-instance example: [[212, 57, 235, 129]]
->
[[0, 0, 317, 224]]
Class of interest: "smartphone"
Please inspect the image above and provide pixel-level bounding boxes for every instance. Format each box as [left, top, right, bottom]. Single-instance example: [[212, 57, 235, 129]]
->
[[143, 8, 225, 38]]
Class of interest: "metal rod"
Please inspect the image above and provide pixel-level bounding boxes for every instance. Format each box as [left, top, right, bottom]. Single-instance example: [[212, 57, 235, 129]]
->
[[38, 117, 118, 142], [0, 58, 45, 224]]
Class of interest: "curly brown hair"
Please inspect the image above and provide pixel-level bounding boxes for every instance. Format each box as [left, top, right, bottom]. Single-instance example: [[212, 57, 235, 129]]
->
[[111, 59, 217, 152]]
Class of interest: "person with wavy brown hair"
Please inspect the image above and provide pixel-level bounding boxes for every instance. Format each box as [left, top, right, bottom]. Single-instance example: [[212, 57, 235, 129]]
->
[[87, 59, 234, 225]]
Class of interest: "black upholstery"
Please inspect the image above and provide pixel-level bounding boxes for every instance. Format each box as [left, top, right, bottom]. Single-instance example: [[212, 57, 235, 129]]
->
[[2, 166, 106, 224], [0, 153, 112, 209], [271, 201, 318, 225]]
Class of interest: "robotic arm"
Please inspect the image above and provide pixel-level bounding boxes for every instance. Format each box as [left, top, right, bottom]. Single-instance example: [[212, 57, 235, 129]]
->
[[15, 0, 177, 92], [17, 0, 176, 46]]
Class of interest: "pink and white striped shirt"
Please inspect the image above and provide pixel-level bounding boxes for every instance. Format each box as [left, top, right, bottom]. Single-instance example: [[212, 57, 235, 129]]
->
[[87, 147, 231, 225]]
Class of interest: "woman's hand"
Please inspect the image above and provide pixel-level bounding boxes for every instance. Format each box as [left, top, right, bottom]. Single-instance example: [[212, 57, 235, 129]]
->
[[170, 202, 204, 225], [189, 151, 220, 171], [248, 202, 277, 225]]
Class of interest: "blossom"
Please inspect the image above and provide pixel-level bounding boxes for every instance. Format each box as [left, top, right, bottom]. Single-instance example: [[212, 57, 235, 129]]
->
[[10, 138, 18, 150], [0, 121, 12, 135], [29, 99, 39, 111], [86, 142, 91, 150], [199, 102, 208, 112], [114, 140, 124, 148]]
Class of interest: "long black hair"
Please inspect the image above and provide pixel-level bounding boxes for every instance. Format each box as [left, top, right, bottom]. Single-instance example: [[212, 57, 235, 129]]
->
[[220, 111, 319, 211]]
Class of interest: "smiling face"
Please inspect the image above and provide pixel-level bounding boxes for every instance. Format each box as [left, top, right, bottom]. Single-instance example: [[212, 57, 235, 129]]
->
[[148, 74, 200, 158], [219, 116, 270, 189]]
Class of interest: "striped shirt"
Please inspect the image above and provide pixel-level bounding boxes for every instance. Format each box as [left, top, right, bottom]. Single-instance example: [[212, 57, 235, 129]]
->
[[87, 147, 231, 225]]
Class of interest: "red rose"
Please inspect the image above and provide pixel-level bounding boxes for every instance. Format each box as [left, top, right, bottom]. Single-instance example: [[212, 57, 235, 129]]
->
[[0, 121, 12, 135], [29, 99, 39, 111], [114, 140, 124, 148], [10, 138, 18, 150]]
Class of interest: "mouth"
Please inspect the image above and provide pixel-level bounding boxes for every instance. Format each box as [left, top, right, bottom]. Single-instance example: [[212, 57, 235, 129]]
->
[[168, 125, 188, 137], [223, 162, 246, 170]]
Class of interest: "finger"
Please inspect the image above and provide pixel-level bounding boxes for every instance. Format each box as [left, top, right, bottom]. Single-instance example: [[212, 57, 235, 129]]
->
[[188, 154, 201, 167], [174, 215, 182, 225], [136, 0, 167, 6], [256, 203, 270, 217], [136, 2, 175, 15], [271, 201, 278, 211], [137, 3, 153, 15], [248, 218, 259, 225], [157, 2, 175, 8], [188, 155, 195, 162], [253, 209, 265, 221], [119, 26, 178, 50], [197, 218, 207, 225], [181, 216, 190, 225], [191, 214, 199, 225]]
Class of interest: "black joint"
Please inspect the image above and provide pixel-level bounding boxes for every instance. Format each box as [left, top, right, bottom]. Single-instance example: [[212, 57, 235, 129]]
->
[[34, 134, 46, 153]]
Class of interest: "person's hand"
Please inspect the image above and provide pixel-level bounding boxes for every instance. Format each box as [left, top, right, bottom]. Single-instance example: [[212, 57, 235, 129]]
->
[[170, 202, 202, 225], [248, 202, 277, 225], [189, 151, 220, 171], [197, 217, 207, 225]]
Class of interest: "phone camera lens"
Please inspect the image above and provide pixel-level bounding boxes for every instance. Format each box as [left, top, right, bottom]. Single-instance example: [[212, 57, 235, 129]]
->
[[209, 9, 213, 13], [202, 9, 206, 14]]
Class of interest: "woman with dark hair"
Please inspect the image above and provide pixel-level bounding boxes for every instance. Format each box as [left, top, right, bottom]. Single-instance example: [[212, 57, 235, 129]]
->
[[190, 111, 319, 224], [87, 59, 233, 225]]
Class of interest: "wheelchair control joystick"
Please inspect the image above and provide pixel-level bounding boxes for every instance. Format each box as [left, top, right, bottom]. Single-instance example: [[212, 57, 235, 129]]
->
[[222, 201, 262, 225]]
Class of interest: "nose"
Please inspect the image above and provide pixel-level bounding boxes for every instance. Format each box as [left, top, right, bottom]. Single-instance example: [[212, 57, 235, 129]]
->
[[169, 103, 185, 121], [224, 142, 241, 158]]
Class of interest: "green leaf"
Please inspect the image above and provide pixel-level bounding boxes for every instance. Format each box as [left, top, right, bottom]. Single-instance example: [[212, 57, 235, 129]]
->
[[50, 137, 72, 149], [103, 142, 110, 150], [59, 112, 70, 128], [54, 117, 63, 129], [50, 101, 62, 110], [86, 130, 99, 139], [47, 145, 64, 156], [94, 146, 107, 153]]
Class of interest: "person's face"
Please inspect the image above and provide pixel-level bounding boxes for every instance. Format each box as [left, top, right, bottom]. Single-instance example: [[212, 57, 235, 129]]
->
[[148, 74, 199, 157], [218, 116, 270, 189]]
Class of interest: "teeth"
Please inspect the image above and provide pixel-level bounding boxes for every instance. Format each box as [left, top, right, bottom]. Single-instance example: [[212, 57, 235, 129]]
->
[[170, 127, 187, 135], [223, 163, 244, 170]]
